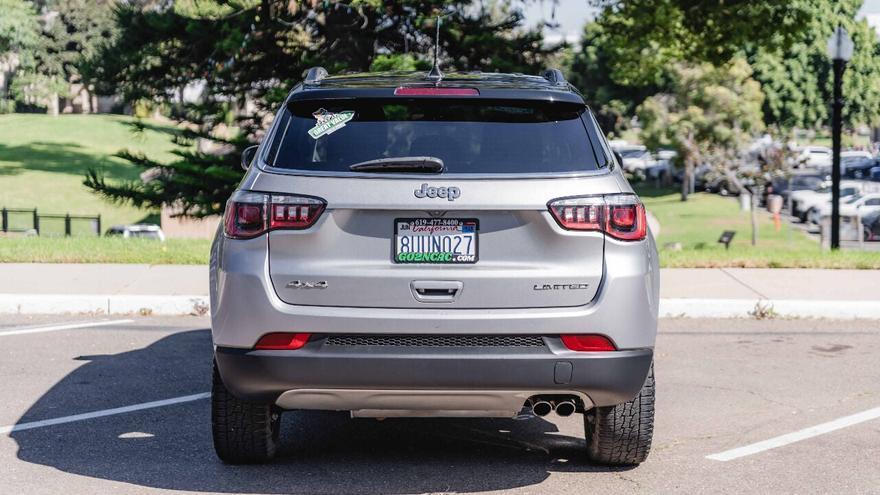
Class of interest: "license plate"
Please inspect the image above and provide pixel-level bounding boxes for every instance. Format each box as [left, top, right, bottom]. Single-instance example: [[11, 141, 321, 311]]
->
[[394, 218, 478, 264]]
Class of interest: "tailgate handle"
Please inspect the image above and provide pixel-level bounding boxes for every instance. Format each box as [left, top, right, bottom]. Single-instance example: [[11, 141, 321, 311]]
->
[[411, 281, 463, 303]]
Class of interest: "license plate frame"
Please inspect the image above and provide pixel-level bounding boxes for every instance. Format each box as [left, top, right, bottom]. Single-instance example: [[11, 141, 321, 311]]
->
[[393, 218, 479, 264]]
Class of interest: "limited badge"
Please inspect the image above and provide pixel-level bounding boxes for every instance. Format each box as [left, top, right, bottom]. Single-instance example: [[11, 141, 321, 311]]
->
[[308, 108, 354, 139]]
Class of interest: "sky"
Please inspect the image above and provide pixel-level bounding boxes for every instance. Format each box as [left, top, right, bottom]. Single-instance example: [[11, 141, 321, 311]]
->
[[523, 0, 880, 44]]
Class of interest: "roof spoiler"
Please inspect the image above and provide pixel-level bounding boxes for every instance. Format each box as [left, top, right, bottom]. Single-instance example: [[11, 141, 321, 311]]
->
[[304, 67, 328, 85], [541, 68, 567, 86]]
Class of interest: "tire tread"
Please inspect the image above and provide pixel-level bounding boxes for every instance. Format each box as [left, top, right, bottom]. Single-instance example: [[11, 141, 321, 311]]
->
[[586, 364, 655, 465], [211, 362, 279, 464]]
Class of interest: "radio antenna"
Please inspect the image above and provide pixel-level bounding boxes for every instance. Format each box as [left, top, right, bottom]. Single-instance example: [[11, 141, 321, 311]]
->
[[426, 15, 443, 83]]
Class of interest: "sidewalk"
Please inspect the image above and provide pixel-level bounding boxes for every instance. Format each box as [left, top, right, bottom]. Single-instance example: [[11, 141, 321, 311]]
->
[[0, 263, 877, 318], [660, 268, 880, 318]]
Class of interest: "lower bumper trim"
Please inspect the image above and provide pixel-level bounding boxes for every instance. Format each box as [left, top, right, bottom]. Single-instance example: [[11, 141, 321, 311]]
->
[[214, 344, 653, 409], [275, 388, 592, 417]]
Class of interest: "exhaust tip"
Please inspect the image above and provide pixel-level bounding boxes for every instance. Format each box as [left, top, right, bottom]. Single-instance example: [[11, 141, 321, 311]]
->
[[532, 400, 552, 417], [555, 400, 576, 417]]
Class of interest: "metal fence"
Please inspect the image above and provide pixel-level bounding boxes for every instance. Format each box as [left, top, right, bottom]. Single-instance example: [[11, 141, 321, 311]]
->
[[1, 208, 101, 236]]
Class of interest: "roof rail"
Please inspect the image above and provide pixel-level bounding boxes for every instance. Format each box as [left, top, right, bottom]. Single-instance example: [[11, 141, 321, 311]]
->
[[304, 67, 329, 85], [541, 68, 567, 86]]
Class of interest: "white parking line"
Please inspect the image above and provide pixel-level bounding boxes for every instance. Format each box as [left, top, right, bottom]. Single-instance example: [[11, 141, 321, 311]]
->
[[706, 406, 880, 461], [0, 392, 210, 434], [0, 319, 134, 337]]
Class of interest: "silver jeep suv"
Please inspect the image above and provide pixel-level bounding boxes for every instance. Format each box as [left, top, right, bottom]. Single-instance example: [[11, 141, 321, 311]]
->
[[210, 68, 659, 465]]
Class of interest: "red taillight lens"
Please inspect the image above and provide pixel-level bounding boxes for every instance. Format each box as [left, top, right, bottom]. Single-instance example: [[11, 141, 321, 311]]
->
[[269, 196, 326, 229], [223, 192, 326, 239], [548, 194, 647, 241], [394, 87, 480, 96], [560, 334, 617, 352], [605, 196, 647, 241], [224, 192, 267, 239], [254, 332, 311, 350], [548, 197, 605, 231]]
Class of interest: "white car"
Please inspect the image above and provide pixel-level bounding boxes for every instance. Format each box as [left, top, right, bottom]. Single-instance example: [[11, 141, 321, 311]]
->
[[621, 151, 655, 173], [790, 181, 863, 221], [644, 150, 677, 181], [617, 147, 655, 173], [810, 192, 880, 224], [841, 150, 873, 161], [797, 146, 832, 169], [106, 224, 166, 241]]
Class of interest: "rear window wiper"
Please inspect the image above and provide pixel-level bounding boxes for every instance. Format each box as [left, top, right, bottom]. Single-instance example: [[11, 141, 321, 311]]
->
[[349, 156, 444, 173]]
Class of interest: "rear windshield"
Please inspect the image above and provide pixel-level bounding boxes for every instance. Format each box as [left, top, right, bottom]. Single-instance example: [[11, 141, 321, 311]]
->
[[265, 99, 609, 174]]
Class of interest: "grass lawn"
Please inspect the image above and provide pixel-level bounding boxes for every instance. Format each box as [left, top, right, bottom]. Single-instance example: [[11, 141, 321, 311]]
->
[[0, 236, 210, 264], [0, 114, 184, 231], [639, 186, 880, 268]]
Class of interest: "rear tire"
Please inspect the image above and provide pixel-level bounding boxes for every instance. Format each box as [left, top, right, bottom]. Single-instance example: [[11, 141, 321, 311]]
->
[[585, 364, 655, 465], [212, 361, 281, 464]]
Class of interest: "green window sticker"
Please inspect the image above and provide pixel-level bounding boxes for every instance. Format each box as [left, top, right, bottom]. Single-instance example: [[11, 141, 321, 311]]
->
[[308, 109, 355, 139]]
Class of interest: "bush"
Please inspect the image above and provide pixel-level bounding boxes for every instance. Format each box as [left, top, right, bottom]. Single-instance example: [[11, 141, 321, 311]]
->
[[0, 99, 15, 114]]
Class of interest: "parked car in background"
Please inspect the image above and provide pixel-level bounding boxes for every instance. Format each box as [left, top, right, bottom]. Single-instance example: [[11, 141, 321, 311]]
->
[[616, 146, 654, 174], [862, 209, 880, 240], [106, 224, 166, 241], [766, 173, 824, 207], [796, 146, 832, 169], [810, 192, 880, 225], [790, 180, 864, 222], [841, 152, 877, 179], [645, 150, 677, 182]]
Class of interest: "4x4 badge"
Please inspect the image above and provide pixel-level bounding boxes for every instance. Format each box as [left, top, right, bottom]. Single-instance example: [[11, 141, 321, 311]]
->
[[286, 280, 328, 289], [414, 183, 461, 201]]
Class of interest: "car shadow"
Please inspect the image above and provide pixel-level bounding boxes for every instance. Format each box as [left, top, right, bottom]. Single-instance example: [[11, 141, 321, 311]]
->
[[11, 329, 631, 494]]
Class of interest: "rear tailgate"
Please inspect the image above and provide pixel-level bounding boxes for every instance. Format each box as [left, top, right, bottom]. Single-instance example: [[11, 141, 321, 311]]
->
[[255, 173, 621, 309]]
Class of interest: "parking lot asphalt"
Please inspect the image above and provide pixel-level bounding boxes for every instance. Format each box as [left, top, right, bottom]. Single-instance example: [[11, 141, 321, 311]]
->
[[1, 315, 879, 494]]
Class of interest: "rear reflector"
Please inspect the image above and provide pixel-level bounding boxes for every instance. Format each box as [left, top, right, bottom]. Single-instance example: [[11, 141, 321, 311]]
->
[[394, 87, 479, 96], [560, 334, 617, 352], [254, 333, 311, 350]]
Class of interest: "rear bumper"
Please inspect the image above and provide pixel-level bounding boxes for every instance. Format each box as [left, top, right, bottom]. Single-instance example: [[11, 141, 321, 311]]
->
[[214, 338, 653, 412]]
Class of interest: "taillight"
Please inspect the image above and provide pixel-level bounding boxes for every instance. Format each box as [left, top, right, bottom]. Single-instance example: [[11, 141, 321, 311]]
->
[[548, 197, 604, 231], [560, 334, 617, 352], [548, 194, 647, 241], [254, 333, 311, 350], [604, 195, 647, 241], [269, 195, 326, 229], [223, 191, 325, 239]]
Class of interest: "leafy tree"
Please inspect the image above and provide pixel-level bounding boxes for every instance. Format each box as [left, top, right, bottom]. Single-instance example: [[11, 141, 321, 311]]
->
[[0, 0, 40, 107], [85, 0, 562, 217], [748, 0, 880, 129], [637, 59, 765, 201], [586, 0, 814, 88], [572, 0, 880, 133], [11, 0, 118, 114], [567, 1, 811, 134], [566, 20, 665, 135], [0, 0, 40, 55]]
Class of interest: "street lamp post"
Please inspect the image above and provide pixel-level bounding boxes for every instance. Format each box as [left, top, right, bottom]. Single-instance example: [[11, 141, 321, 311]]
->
[[827, 26, 853, 250]]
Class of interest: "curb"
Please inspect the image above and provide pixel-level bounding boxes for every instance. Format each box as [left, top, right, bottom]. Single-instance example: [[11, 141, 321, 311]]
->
[[0, 295, 209, 316], [0, 295, 877, 319], [660, 298, 880, 319]]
